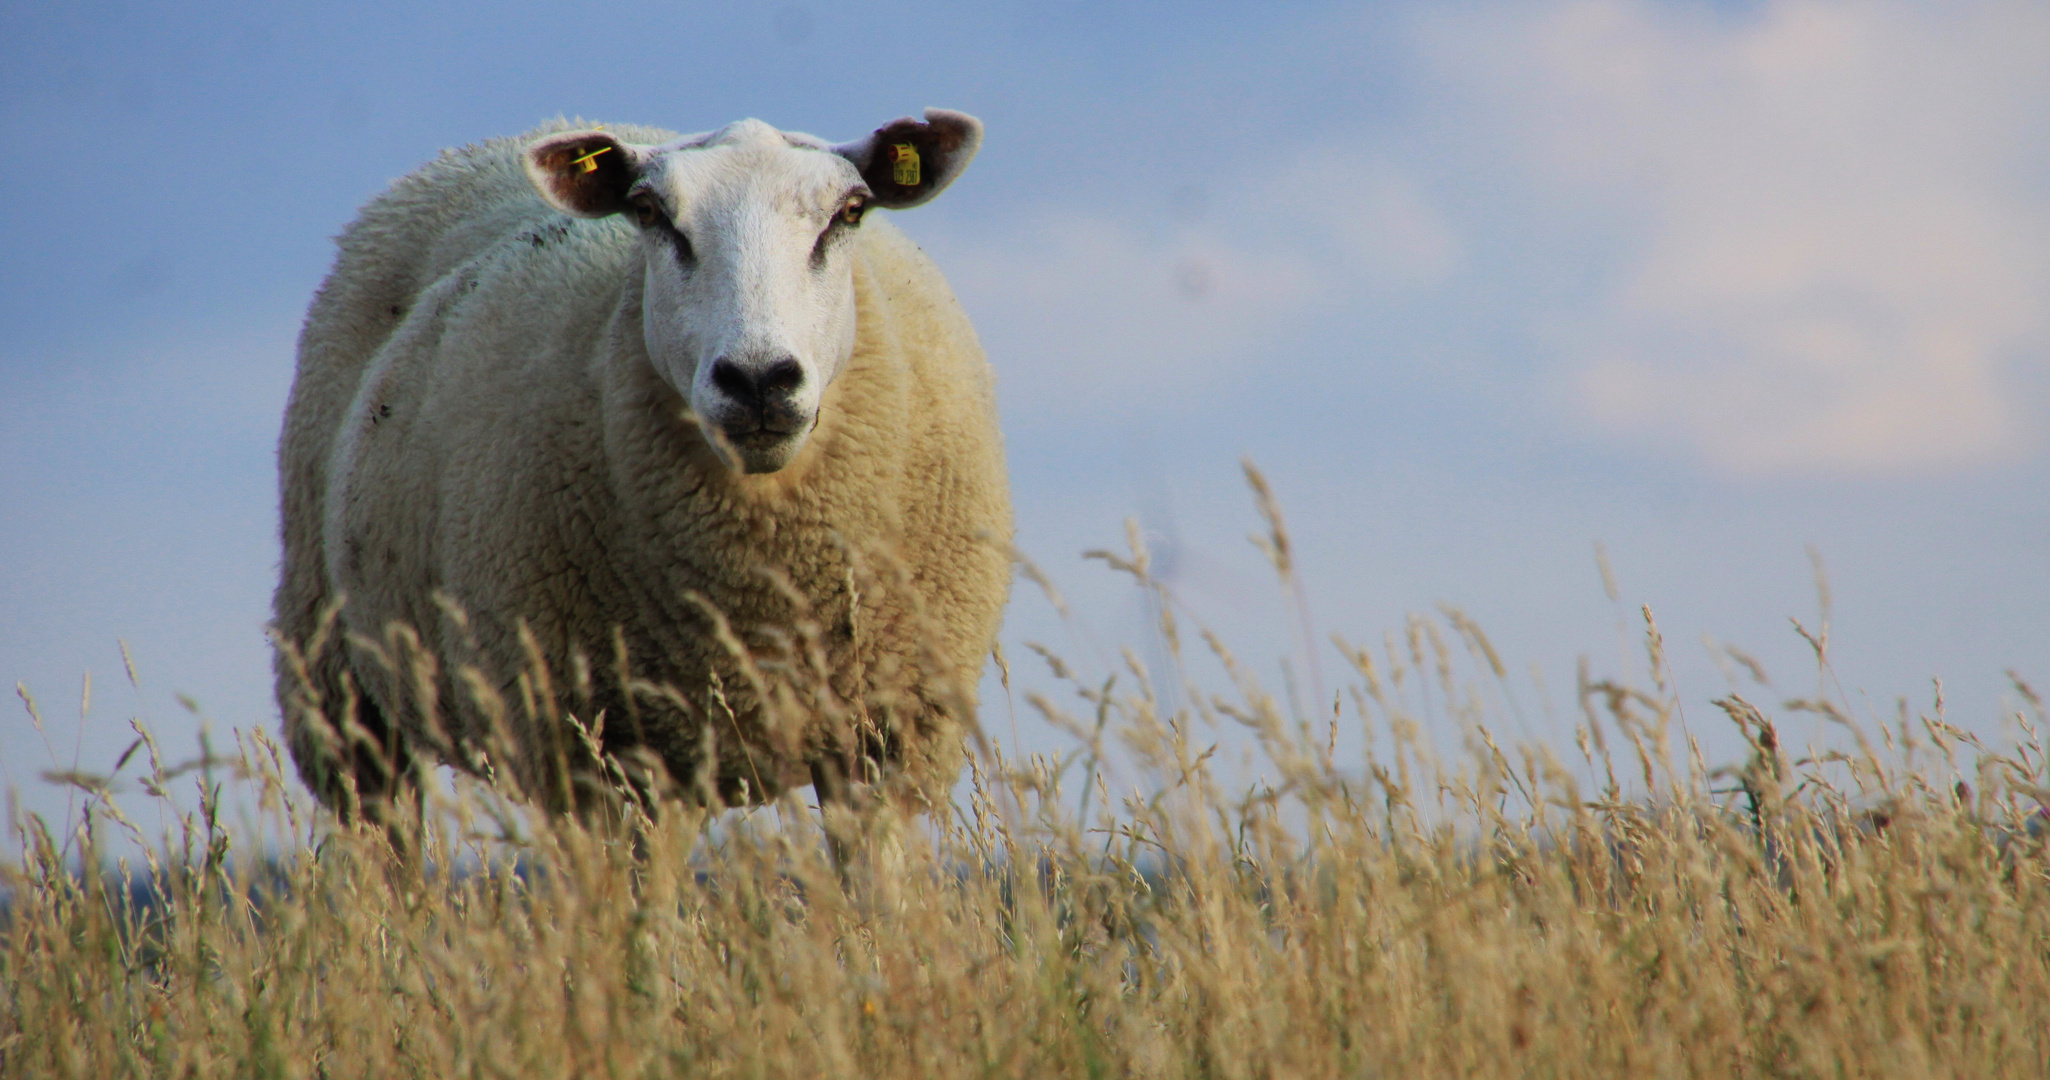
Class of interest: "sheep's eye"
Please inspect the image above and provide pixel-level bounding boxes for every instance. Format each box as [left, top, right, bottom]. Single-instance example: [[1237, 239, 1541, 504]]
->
[[812, 195, 869, 269], [630, 194, 665, 229]]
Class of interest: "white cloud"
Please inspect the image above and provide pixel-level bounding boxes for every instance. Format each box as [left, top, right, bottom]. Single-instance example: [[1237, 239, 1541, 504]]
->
[[1428, 0, 2050, 474]]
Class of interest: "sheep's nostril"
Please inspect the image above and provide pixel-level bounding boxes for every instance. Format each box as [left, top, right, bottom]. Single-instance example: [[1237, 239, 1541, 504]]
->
[[710, 358, 755, 405], [758, 358, 803, 397], [710, 356, 804, 408]]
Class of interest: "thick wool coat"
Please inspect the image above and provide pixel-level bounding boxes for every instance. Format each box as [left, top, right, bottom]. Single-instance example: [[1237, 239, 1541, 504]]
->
[[273, 123, 1011, 811]]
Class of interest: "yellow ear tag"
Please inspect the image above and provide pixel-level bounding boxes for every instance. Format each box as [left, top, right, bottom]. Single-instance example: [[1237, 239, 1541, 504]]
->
[[572, 145, 612, 174], [890, 142, 921, 186]]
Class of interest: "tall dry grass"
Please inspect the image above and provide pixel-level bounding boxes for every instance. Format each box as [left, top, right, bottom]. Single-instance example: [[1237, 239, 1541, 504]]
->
[[6, 471, 2049, 1079]]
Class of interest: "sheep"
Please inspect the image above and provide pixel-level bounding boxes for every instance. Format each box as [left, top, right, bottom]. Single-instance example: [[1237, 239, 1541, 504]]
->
[[271, 110, 1011, 826]]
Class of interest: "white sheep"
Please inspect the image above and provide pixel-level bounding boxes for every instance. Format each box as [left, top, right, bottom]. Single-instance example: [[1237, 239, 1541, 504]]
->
[[272, 110, 1011, 822]]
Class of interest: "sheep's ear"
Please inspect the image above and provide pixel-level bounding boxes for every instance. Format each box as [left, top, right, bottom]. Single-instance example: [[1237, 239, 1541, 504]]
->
[[833, 109, 981, 209], [524, 130, 646, 218]]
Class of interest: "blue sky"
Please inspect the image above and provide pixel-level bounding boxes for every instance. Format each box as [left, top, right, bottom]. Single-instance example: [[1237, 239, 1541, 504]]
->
[[4, 0, 2047, 842]]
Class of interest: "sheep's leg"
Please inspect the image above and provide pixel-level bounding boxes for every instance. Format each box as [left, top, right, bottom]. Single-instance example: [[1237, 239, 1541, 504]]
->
[[278, 620, 422, 862], [810, 754, 861, 879], [338, 692, 424, 862], [298, 684, 421, 859]]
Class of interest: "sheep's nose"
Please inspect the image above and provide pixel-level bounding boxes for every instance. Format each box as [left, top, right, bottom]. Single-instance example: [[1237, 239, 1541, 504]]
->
[[710, 355, 804, 409]]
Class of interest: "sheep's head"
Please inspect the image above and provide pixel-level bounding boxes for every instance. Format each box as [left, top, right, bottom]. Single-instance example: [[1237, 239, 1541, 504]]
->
[[525, 110, 981, 474]]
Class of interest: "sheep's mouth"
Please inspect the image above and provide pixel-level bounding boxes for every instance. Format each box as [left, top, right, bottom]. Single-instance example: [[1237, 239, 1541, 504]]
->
[[693, 396, 815, 473], [712, 417, 810, 474], [721, 416, 805, 442], [714, 398, 809, 438]]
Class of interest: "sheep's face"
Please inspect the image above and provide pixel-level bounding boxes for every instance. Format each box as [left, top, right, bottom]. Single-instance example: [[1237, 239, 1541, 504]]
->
[[526, 112, 982, 474]]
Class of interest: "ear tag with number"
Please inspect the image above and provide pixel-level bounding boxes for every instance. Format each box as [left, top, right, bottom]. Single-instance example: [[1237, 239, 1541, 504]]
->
[[890, 143, 921, 186], [572, 145, 612, 174]]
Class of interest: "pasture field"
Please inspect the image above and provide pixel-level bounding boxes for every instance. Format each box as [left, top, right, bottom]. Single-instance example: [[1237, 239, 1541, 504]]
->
[[6, 484, 2049, 1079]]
